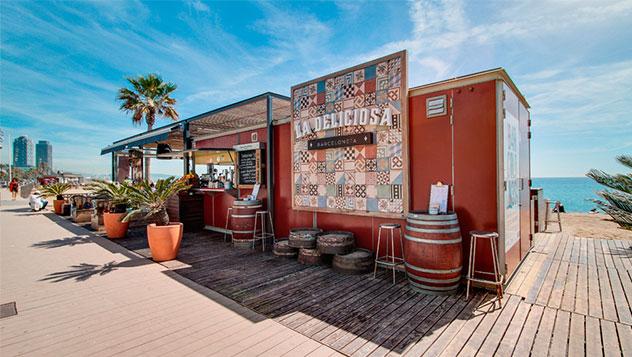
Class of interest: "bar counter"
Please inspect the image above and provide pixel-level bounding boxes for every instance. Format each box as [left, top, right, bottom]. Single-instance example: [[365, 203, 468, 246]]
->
[[191, 188, 239, 234]]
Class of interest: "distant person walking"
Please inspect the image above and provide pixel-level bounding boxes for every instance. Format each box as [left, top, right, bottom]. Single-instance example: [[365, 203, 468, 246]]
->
[[8, 178, 19, 200]]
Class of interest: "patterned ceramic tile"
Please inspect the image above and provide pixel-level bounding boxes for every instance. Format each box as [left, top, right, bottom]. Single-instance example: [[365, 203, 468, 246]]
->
[[292, 53, 405, 214], [376, 62, 388, 78], [364, 92, 376, 106], [366, 172, 377, 185], [366, 159, 377, 172], [376, 171, 390, 185], [390, 155, 404, 169]]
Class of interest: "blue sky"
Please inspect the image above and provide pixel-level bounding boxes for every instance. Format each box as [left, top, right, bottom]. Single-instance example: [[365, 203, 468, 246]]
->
[[1, 0, 630, 177]]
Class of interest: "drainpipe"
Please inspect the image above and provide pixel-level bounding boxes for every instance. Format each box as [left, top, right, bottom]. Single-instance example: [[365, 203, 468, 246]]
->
[[111, 152, 117, 182], [183, 122, 191, 174], [266, 95, 275, 221]]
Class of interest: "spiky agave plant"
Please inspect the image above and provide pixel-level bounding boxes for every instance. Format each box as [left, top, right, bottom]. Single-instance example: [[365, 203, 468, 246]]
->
[[86, 180, 130, 213], [587, 155, 632, 229], [122, 177, 190, 226], [40, 182, 72, 200]]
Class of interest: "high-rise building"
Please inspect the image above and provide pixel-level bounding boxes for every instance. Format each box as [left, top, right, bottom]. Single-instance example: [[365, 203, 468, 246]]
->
[[13, 136, 34, 168], [36, 140, 53, 172]]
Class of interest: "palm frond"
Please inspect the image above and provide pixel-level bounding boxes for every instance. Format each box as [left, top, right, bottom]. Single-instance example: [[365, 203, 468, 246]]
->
[[617, 155, 632, 170], [587, 154, 632, 230], [121, 177, 189, 225], [116, 74, 179, 129], [40, 183, 71, 198]]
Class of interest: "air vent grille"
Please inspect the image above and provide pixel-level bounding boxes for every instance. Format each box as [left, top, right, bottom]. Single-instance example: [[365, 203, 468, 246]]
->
[[426, 95, 447, 118]]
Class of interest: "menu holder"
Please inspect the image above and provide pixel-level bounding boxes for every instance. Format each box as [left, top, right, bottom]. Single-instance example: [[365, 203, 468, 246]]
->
[[429, 182, 449, 214]]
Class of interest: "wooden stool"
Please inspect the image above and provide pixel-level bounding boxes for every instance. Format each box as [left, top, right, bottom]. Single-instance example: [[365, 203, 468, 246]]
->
[[254, 211, 275, 251], [544, 200, 562, 232], [466, 231, 503, 306], [224, 207, 233, 242], [373, 223, 405, 284]]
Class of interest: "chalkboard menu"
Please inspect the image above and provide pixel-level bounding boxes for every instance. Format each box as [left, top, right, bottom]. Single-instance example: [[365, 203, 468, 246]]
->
[[237, 149, 261, 186]]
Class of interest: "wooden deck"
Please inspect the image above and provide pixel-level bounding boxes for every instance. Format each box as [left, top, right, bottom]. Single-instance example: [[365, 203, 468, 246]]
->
[[107, 227, 632, 356]]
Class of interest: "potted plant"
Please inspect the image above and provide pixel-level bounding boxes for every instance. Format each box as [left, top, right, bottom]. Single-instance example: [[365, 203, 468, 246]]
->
[[40, 182, 71, 214], [123, 177, 190, 261], [87, 180, 131, 239]]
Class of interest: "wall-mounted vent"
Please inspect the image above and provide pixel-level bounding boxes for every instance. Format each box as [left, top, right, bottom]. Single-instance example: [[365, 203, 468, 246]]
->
[[426, 95, 447, 118]]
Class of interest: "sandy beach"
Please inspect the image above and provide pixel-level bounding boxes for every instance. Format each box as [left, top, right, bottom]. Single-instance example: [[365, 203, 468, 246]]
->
[[554, 212, 632, 241]]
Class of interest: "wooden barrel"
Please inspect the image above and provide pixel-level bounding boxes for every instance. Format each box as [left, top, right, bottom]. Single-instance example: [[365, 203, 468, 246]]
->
[[404, 211, 463, 295], [333, 249, 374, 274], [317, 231, 355, 255], [298, 248, 322, 265], [288, 227, 322, 249], [273, 240, 298, 258], [230, 199, 262, 246]]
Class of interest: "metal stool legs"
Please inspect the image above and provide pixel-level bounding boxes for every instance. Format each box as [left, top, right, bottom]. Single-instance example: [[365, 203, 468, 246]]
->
[[544, 200, 562, 232], [373, 224, 404, 284], [224, 207, 233, 242], [466, 231, 503, 306], [254, 211, 275, 251]]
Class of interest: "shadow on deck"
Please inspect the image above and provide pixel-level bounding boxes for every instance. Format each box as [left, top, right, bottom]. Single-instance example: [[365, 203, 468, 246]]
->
[[103, 227, 494, 356]]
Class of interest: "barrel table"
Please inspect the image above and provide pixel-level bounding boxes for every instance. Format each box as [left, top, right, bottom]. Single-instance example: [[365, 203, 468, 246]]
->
[[273, 240, 298, 258], [316, 231, 355, 255], [404, 211, 463, 295], [298, 248, 322, 265], [230, 199, 262, 248], [333, 249, 374, 274], [288, 228, 322, 249]]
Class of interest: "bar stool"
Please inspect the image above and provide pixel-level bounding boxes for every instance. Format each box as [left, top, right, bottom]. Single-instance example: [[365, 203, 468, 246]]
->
[[544, 200, 562, 232], [224, 207, 233, 242], [373, 223, 405, 284], [466, 231, 503, 306], [253, 211, 275, 251]]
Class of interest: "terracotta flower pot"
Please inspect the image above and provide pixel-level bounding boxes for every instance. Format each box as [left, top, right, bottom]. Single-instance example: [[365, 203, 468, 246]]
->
[[103, 212, 129, 239], [53, 200, 64, 214], [147, 222, 183, 262]]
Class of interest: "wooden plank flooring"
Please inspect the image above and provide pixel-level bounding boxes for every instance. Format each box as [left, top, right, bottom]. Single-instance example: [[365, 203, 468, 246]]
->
[[104, 226, 632, 356], [506, 232, 632, 326]]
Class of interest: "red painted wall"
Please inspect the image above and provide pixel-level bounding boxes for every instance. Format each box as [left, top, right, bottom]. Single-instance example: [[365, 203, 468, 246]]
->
[[273, 123, 312, 238], [408, 80, 527, 277]]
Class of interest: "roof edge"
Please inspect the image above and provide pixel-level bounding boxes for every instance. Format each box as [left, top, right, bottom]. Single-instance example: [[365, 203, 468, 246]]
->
[[409, 68, 530, 108]]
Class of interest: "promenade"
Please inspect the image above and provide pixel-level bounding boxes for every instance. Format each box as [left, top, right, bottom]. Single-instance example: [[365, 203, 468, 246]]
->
[[0, 196, 341, 356]]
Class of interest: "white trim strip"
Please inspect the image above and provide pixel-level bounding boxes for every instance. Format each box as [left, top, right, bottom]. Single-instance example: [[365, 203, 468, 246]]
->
[[406, 218, 459, 226], [405, 226, 461, 234], [405, 262, 462, 274]]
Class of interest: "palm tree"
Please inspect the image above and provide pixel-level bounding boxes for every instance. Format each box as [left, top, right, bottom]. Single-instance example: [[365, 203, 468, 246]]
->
[[587, 155, 632, 229], [117, 74, 179, 180]]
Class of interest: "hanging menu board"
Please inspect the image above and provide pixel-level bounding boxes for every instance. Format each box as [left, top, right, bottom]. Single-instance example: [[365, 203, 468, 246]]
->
[[237, 149, 262, 187]]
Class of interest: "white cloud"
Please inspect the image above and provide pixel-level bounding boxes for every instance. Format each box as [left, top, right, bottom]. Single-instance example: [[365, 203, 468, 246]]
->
[[188, 0, 210, 12]]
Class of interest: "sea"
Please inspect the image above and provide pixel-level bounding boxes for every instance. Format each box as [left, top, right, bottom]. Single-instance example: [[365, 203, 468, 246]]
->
[[532, 177, 603, 213]]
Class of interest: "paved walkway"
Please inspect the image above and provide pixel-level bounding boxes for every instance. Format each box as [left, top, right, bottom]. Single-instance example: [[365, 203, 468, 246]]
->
[[0, 198, 341, 356]]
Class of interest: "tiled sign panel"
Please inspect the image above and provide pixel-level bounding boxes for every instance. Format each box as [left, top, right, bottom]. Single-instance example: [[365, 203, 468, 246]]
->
[[291, 51, 407, 216]]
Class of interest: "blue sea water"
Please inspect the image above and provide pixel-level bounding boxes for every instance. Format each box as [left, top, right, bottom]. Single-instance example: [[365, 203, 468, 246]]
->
[[532, 177, 603, 213]]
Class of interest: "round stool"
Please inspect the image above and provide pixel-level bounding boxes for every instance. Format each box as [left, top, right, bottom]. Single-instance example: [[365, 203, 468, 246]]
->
[[373, 223, 404, 284], [254, 210, 275, 251], [224, 207, 233, 242], [466, 231, 503, 306]]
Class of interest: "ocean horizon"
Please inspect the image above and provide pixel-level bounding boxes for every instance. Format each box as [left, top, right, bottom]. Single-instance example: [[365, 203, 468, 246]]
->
[[532, 177, 603, 213]]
